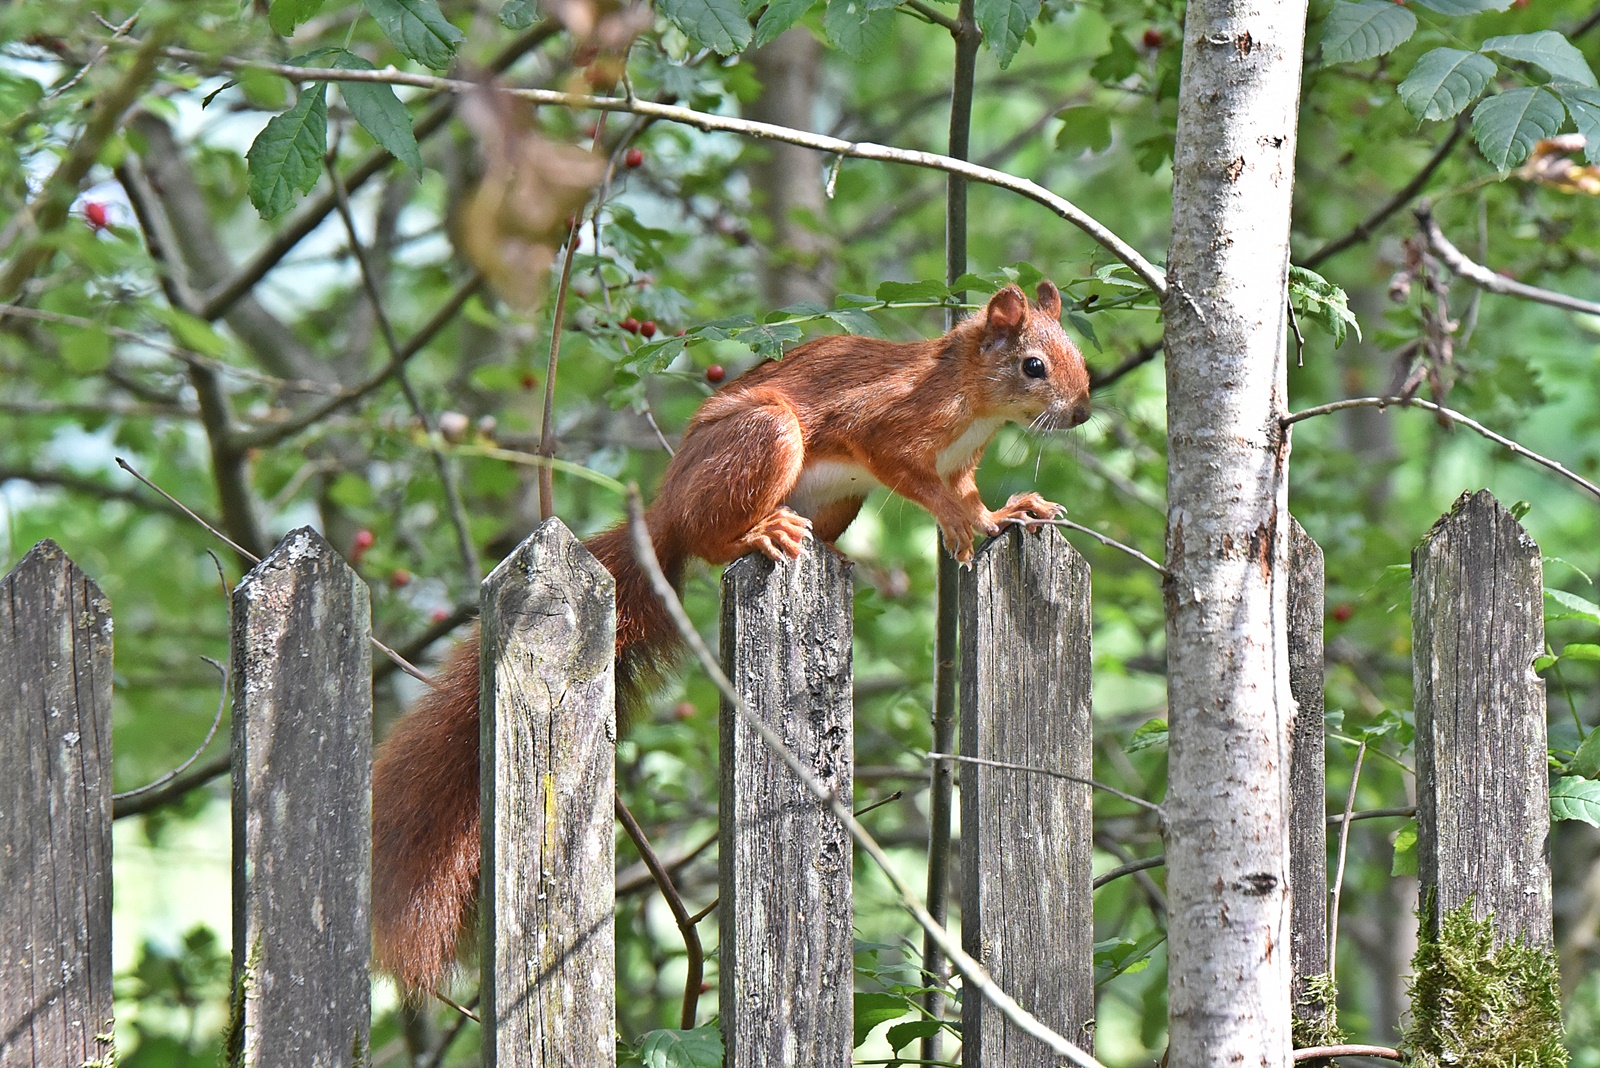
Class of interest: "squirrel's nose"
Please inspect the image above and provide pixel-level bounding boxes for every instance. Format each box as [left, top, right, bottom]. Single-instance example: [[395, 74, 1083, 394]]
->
[[1068, 399, 1091, 427]]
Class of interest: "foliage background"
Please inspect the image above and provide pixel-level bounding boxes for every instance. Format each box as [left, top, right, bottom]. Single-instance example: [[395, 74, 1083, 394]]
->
[[2, 0, 1599, 1063]]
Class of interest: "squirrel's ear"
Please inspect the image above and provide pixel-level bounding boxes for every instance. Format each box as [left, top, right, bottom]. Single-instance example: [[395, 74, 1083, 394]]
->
[[1034, 280, 1062, 320], [985, 285, 1027, 334]]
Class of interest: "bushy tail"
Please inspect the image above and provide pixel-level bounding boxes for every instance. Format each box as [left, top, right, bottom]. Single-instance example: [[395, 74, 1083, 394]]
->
[[370, 523, 688, 996]]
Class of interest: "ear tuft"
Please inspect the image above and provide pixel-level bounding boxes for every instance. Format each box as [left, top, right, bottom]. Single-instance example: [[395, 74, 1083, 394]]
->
[[1034, 280, 1062, 320], [985, 285, 1026, 334]]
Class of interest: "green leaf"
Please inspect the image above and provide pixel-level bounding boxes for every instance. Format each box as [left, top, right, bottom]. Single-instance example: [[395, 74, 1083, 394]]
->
[[155, 308, 230, 357], [1094, 930, 1166, 985], [1320, 0, 1416, 65], [361, 0, 464, 70], [1126, 718, 1168, 753], [1408, 0, 1511, 13], [753, 0, 815, 47], [976, 0, 1043, 69], [635, 1026, 724, 1068], [246, 83, 327, 220], [1471, 87, 1565, 170], [498, 0, 536, 29], [885, 1018, 944, 1053], [329, 52, 422, 174], [1399, 48, 1496, 121], [1289, 265, 1361, 347], [1561, 643, 1600, 661], [1055, 105, 1113, 154], [1554, 85, 1600, 164], [1091, 33, 1140, 83], [327, 471, 377, 507], [875, 279, 948, 303], [1482, 31, 1597, 89], [854, 991, 912, 1047], [1570, 725, 1600, 778], [1391, 820, 1418, 875], [658, 0, 754, 54], [823, 308, 887, 337], [269, 0, 325, 35], [1547, 588, 1600, 624], [1551, 776, 1600, 827], [58, 320, 111, 373], [823, 0, 893, 60]]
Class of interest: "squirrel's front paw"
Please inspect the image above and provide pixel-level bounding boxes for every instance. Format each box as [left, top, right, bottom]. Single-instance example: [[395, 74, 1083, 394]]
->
[[742, 507, 813, 561], [992, 492, 1063, 531]]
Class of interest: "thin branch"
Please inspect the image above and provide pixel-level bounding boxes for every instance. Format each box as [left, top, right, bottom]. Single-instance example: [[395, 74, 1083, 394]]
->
[[623, 491, 1107, 1068], [1328, 741, 1366, 980], [328, 161, 480, 581], [141, 48, 1167, 298], [1092, 853, 1165, 890], [1283, 396, 1600, 503], [1327, 805, 1414, 825], [0, 463, 198, 522], [1417, 202, 1600, 317], [1293, 1046, 1403, 1062], [113, 752, 232, 820], [902, 0, 961, 31], [925, 751, 1162, 814], [616, 827, 718, 896], [1302, 120, 1466, 270], [114, 655, 230, 803], [1028, 516, 1168, 575], [1089, 337, 1163, 391], [614, 792, 705, 1030]]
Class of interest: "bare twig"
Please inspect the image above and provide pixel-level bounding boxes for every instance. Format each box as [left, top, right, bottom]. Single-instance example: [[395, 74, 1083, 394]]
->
[[1027, 516, 1168, 575], [925, 751, 1162, 814], [112, 753, 231, 820], [1416, 202, 1600, 317], [614, 792, 705, 1029], [1089, 338, 1164, 391], [1283, 396, 1600, 502], [1092, 853, 1166, 890], [1327, 805, 1414, 825], [114, 656, 230, 803], [1327, 741, 1366, 980], [623, 489, 1108, 1068], [1293, 1046, 1404, 1062]]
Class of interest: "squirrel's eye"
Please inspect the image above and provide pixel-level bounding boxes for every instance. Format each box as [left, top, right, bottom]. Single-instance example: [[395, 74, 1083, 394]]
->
[[1022, 356, 1048, 379]]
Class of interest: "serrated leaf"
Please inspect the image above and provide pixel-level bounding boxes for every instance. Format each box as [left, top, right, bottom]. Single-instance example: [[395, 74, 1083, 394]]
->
[[498, 0, 536, 29], [1561, 643, 1600, 661], [875, 279, 948, 303], [885, 1018, 944, 1053], [1289, 264, 1361, 346], [1399, 48, 1496, 121], [246, 83, 327, 219], [1482, 31, 1597, 89], [752, 0, 815, 47], [327, 52, 423, 173], [1551, 776, 1600, 827], [823, 0, 893, 60], [1391, 820, 1418, 875], [1408, 0, 1510, 12], [1547, 588, 1600, 624], [1055, 105, 1112, 154], [824, 308, 887, 337], [976, 0, 1043, 69], [635, 1026, 724, 1068], [1571, 727, 1600, 778], [854, 992, 912, 1047], [1471, 87, 1566, 170], [269, 0, 325, 35], [1554, 85, 1600, 164], [1126, 718, 1168, 753], [1320, 0, 1416, 65], [362, 0, 464, 70], [659, 0, 754, 54], [1091, 33, 1139, 83]]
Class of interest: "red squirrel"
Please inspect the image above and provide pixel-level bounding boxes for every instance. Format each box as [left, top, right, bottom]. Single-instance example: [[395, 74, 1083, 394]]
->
[[371, 280, 1091, 995]]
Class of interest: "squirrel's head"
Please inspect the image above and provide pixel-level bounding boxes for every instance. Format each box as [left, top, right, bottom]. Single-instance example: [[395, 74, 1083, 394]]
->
[[976, 281, 1091, 431]]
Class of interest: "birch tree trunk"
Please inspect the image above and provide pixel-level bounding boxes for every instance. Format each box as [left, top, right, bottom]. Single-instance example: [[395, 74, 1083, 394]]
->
[[1161, 0, 1309, 1061]]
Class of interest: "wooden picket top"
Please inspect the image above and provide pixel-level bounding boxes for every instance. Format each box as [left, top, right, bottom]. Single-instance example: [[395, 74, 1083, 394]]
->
[[480, 519, 617, 1068], [719, 546, 855, 1068], [228, 527, 372, 1067], [958, 526, 1095, 1060], [0, 542, 115, 1068]]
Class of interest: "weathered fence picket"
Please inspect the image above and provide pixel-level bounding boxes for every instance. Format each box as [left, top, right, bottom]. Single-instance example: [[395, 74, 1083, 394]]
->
[[720, 547, 855, 1068], [480, 519, 617, 1068], [0, 542, 115, 1068], [1410, 491, 1554, 1047], [228, 527, 372, 1067], [1287, 520, 1331, 1038], [958, 526, 1095, 1059]]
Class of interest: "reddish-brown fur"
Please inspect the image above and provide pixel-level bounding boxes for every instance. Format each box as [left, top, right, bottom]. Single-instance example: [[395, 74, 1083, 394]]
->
[[370, 282, 1090, 995]]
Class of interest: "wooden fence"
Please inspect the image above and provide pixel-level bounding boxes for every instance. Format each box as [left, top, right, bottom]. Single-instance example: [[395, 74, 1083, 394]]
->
[[0, 489, 1555, 1066]]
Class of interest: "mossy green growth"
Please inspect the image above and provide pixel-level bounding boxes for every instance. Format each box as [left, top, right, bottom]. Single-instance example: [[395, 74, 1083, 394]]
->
[[1403, 901, 1567, 1067], [1292, 972, 1346, 1050]]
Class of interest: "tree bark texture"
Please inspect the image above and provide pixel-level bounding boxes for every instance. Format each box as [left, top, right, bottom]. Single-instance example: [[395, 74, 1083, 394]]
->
[[1162, 0, 1309, 1059], [229, 527, 372, 1068], [480, 519, 617, 1068], [720, 548, 854, 1068], [0, 542, 114, 1068], [1287, 522, 1331, 1033]]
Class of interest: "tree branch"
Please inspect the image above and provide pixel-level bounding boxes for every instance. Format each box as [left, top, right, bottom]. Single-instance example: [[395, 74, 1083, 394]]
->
[[1416, 202, 1600, 317], [614, 793, 705, 1030]]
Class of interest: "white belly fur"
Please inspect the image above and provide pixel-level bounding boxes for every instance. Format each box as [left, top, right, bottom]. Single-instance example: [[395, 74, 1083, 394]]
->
[[936, 417, 1004, 476], [787, 459, 880, 518]]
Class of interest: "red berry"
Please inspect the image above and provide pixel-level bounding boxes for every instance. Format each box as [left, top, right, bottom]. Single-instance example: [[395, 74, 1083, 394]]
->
[[389, 569, 412, 588], [1331, 603, 1354, 623], [672, 701, 696, 721], [353, 529, 376, 551], [83, 201, 109, 231], [621, 317, 640, 333], [705, 365, 726, 384], [520, 372, 537, 390], [624, 147, 644, 169], [1142, 28, 1164, 48], [430, 608, 451, 624], [639, 320, 657, 338]]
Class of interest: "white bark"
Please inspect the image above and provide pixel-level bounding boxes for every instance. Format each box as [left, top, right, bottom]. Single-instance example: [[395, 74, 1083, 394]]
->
[[1161, 0, 1308, 1062]]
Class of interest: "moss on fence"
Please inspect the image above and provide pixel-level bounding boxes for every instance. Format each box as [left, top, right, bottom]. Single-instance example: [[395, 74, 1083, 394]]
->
[[1402, 901, 1566, 1068]]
